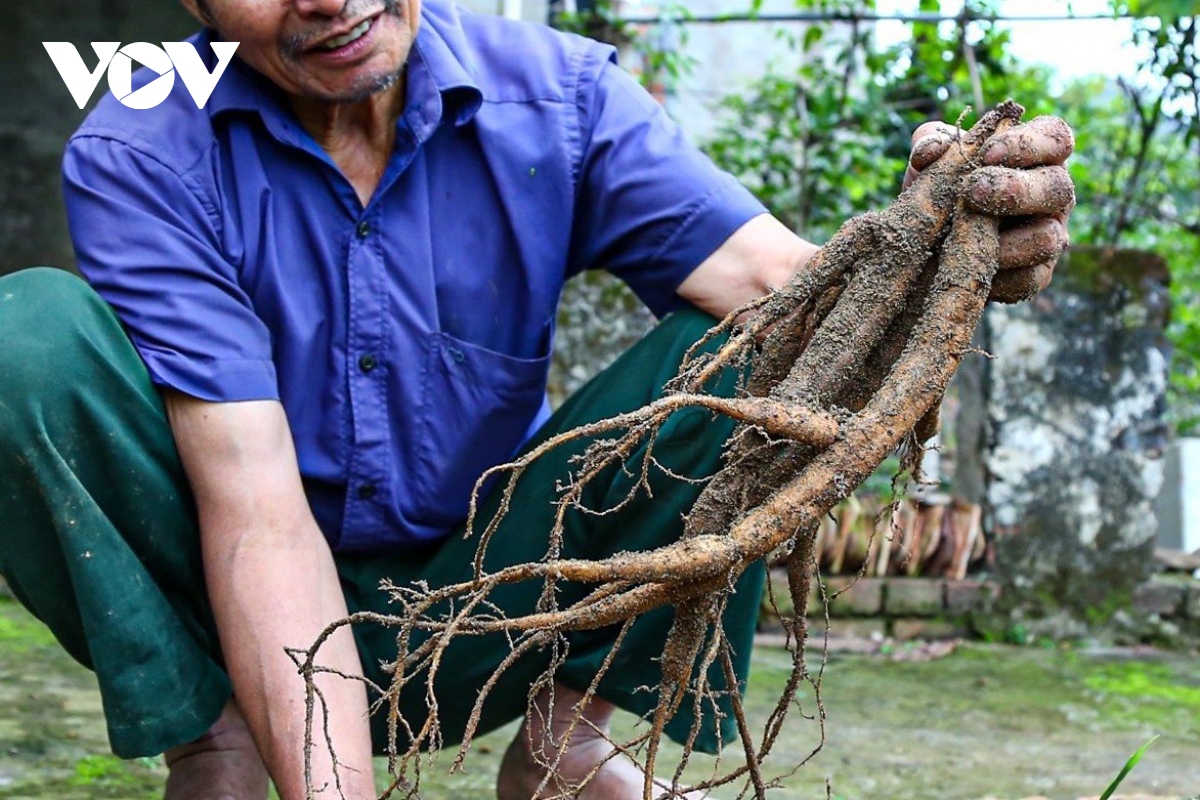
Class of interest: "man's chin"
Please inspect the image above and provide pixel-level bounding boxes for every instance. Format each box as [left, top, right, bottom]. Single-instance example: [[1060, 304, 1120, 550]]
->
[[304, 68, 404, 104]]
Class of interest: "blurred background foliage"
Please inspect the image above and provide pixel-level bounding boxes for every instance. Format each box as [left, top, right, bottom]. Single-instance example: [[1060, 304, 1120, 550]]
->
[[551, 0, 1199, 433]]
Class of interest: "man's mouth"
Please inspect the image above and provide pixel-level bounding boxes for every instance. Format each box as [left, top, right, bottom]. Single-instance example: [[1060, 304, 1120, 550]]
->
[[318, 17, 374, 51]]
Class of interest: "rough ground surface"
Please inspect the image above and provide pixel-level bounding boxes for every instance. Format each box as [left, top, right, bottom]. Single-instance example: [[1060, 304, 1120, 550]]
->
[[0, 597, 1196, 800]]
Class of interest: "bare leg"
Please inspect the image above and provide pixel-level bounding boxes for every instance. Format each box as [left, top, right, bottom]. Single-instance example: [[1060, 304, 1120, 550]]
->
[[163, 699, 270, 800], [496, 682, 707, 800]]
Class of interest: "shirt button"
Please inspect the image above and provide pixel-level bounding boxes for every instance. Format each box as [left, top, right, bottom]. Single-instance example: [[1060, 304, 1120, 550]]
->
[[358, 353, 378, 373], [357, 483, 377, 500], [356, 221, 371, 239]]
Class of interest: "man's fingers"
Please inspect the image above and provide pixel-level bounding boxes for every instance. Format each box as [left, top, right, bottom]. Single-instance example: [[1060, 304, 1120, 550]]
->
[[910, 120, 957, 146], [910, 122, 955, 169], [904, 134, 952, 188], [905, 113, 1073, 304], [980, 115, 1075, 169], [904, 122, 954, 187], [966, 165, 1075, 217], [998, 216, 1068, 271], [989, 261, 1055, 304], [907, 134, 952, 175], [990, 217, 1065, 302], [904, 121, 956, 188]]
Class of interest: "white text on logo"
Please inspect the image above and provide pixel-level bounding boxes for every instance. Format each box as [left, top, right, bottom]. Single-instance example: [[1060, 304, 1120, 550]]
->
[[42, 42, 240, 110]]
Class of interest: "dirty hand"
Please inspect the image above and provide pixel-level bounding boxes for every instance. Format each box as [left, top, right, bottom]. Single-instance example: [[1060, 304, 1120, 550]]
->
[[904, 115, 1076, 303]]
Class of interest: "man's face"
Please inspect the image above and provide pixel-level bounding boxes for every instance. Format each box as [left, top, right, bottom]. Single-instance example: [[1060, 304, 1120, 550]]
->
[[183, 0, 421, 103]]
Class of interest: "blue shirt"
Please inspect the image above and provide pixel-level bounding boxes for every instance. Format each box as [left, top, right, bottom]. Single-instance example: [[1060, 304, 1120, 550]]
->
[[62, 2, 766, 554]]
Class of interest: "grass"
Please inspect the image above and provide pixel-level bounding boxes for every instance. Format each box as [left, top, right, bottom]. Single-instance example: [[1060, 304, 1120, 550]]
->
[[1, 597, 1198, 799]]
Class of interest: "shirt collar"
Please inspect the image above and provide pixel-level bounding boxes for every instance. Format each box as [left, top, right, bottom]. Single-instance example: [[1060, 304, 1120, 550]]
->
[[410, 2, 485, 128], [203, 3, 483, 132], [202, 31, 288, 121]]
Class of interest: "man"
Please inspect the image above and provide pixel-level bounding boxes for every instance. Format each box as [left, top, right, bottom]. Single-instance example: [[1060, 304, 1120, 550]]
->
[[0, 0, 1073, 798]]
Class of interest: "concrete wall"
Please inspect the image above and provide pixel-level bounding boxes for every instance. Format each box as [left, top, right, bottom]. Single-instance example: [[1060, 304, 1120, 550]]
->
[[460, 0, 550, 22], [0, 2, 199, 278], [971, 247, 1172, 615], [1156, 438, 1200, 553], [624, 0, 815, 142]]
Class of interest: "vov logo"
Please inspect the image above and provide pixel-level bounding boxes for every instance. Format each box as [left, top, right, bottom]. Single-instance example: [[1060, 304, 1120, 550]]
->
[[43, 42, 240, 110]]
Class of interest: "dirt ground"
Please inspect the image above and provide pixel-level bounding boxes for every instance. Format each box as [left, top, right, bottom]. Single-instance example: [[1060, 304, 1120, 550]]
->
[[0, 596, 1197, 799]]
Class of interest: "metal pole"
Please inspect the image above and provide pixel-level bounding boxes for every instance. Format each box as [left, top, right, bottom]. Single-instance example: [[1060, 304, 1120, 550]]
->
[[615, 11, 1144, 25]]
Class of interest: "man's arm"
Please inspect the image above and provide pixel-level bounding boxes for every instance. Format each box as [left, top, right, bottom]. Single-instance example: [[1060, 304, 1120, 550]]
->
[[675, 213, 818, 321], [163, 393, 376, 800]]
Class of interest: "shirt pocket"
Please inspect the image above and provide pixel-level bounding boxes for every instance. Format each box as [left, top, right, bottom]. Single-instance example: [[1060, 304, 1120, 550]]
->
[[410, 331, 551, 530]]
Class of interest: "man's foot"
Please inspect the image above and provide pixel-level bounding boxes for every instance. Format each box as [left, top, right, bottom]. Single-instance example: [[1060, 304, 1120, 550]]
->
[[495, 683, 707, 800], [162, 699, 270, 800]]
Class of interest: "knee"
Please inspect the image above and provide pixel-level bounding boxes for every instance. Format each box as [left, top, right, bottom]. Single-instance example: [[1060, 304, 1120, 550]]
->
[[0, 267, 118, 407], [1, 265, 97, 316], [0, 266, 102, 338]]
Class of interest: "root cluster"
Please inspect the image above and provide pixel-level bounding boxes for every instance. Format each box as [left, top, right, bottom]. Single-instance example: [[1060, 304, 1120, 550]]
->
[[296, 101, 1026, 799]]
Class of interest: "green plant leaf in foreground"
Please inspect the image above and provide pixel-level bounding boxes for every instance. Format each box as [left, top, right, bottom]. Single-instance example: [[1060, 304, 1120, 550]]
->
[[1098, 735, 1159, 800]]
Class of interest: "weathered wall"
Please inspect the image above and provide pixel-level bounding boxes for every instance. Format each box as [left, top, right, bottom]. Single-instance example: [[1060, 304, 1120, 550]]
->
[[976, 247, 1171, 617], [0, 2, 199, 278], [644, 0, 815, 143]]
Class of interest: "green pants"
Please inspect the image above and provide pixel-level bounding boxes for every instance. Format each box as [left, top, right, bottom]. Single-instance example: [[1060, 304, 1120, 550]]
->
[[0, 267, 764, 760]]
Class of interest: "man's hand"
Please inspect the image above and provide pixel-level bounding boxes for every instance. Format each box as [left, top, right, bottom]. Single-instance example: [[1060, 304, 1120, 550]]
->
[[680, 112, 1074, 320], [905, 114, 1076, 303]]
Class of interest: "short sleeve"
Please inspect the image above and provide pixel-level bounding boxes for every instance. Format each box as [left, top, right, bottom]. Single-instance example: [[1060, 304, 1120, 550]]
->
[[63, 135, 278, 402], [569, 51, 767, 317]]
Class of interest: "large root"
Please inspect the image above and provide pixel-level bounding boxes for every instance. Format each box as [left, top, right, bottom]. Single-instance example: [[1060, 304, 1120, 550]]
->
[[296, 101, 1025, 799]]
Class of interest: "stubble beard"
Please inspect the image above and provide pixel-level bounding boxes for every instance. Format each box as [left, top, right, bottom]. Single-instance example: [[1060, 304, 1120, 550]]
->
[[339, 63, 403, 104], [282, 0, 410, 103]]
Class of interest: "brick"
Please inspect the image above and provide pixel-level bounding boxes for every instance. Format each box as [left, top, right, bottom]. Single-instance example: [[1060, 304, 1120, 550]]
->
[[891, 618, 968, 640], [885, 578, 945, 616], [944, 579, 999, 614], [1132, 580, 1186, 617]]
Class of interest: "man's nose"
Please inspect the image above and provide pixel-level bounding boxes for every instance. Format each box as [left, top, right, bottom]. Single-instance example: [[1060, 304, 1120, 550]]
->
[[292, 0, 348, 17]]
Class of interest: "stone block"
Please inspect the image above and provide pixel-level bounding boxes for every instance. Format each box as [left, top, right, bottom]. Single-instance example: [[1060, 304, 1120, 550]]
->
[[890, 619, 968, 641], [765, 572, 886, 618], [1187, 585, 1200, 620], [825, 577, 884, 617], [885, 579, 945, 617], [811, 617, 886, 641], [761, 568, 838, 618], [944, 579, 999, 614], [1132, 579, 1186, 617]]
